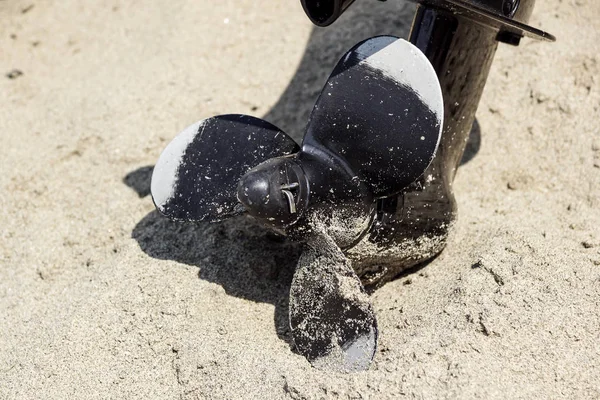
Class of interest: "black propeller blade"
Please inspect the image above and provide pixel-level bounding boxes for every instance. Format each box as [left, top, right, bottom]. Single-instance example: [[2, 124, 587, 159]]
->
[[151, 114, 299, 222], [150, 36, 444, 372], [302, 35, 443, 198]]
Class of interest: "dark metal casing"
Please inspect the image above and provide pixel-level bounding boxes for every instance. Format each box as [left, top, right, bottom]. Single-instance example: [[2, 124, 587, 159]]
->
[[333, 0, 555, 287]]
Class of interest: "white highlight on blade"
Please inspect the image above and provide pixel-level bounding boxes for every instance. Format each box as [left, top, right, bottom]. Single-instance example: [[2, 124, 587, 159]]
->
[[312, 327, 377, 373], [151, 119, 207, 210], [355, 37, 444, 126]]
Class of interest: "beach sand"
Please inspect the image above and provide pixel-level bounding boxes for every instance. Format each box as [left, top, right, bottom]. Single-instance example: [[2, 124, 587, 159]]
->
[[1, 0, 599, 398]]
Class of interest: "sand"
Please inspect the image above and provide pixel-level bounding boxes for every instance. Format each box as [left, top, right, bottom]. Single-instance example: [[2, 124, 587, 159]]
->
[[1, 0, 599, 398]]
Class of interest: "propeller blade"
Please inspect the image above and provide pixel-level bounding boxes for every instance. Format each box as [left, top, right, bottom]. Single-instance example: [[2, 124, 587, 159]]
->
[[302, 36, 444, 198], [151, 114, 299, 222], [289, 231, 377, 372]]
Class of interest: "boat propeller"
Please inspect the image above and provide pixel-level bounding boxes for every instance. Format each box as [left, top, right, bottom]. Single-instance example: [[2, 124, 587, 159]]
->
[[150, 36, 444, 371]]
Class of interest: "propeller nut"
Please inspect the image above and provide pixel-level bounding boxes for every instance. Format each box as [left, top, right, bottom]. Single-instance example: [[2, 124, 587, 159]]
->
[[237, 157, 308, 228]]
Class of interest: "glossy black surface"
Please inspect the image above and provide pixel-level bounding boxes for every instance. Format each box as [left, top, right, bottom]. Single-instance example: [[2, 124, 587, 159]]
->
[[450, 0, 536, 24], [302, 37, 442, 198], [351, 7, 502, 286], [151, 115, 299, 222], [237, 157, 309, 229], [301, 0, 358, 26]]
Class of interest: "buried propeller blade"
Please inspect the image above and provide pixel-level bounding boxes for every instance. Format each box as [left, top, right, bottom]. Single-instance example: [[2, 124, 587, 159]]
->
[[151, 114, 299, 222], [289, 230, 377, 372]]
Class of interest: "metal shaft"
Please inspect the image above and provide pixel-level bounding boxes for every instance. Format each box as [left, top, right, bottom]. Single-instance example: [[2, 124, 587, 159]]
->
[[410, 5, 499, 181]]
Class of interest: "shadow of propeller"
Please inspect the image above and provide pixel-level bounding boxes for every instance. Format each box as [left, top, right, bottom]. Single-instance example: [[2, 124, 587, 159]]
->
[[132, 210, 303, 344]]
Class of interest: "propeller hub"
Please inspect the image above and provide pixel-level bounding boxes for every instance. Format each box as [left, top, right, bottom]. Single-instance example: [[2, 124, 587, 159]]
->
[[237, 157, 309, 229]]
